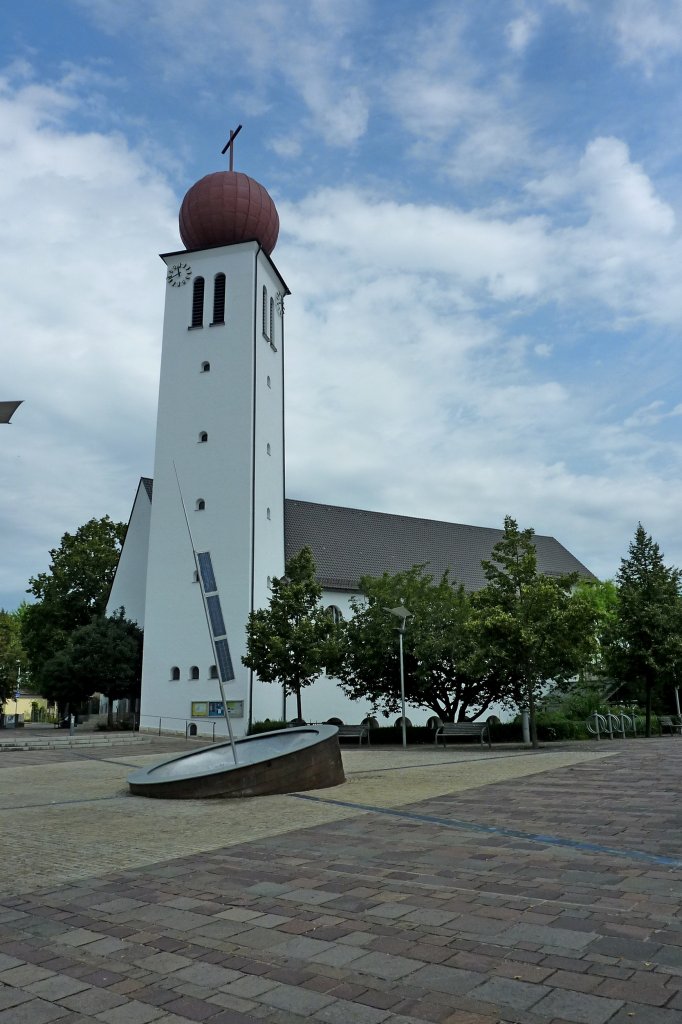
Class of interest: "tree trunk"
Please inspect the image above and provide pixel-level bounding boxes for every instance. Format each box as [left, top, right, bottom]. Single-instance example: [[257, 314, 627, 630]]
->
[[527, 681, 540, 749], [295, 686, 303, 722]]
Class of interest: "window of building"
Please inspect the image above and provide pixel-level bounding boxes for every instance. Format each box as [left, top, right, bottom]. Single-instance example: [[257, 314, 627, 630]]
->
[[170, 666, 180, 680], [189, 665, 200, 680], [266, 443, 271, 455], [190, 277, 205, 328], [269, 297, 275, 345], [209, 665, 218, 679], [198, 431, 208, 443], [266, 507, 271, 520], [211, 273, 226, 325], [196, 498, 205, 511], [266, 375, 271, 388], [326, 605, 343, 624], [262, 285, 269, 339], [201, 361, 210, 372]]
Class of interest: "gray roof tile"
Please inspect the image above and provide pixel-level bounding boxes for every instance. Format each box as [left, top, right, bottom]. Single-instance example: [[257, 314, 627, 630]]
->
[[284, 499, 595, 592]]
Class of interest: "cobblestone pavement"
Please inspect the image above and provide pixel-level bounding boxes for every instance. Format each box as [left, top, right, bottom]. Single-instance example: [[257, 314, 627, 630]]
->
[[0, 737, 680, 1024]]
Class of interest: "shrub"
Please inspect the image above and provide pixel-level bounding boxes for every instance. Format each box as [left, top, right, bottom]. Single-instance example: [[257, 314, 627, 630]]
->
[[249, 719, 288, 735]]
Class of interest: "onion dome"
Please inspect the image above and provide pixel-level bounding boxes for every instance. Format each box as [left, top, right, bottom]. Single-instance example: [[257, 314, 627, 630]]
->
[[179, 170, 279, 255]]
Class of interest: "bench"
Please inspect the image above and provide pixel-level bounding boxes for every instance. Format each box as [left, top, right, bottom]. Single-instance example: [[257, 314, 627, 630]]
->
[[659, 715, 682, 736], [336, 724, 370, 745], [435, 722, 491, 749]]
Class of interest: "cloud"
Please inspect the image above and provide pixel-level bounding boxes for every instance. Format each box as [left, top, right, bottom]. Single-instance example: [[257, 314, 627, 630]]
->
[[610, 0, 682, 73], [506, 9, 540, 53]]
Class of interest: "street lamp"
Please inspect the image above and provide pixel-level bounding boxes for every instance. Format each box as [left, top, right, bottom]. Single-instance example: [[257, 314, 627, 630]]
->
[[385, 604, 412, 749]]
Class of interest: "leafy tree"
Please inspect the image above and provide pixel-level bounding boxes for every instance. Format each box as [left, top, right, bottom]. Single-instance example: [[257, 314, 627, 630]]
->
[[40, 612, 143, 720], [21, 516, 126, 688], [604, 524, 682, 737], [0, 607, 27, 710], [473, 516, 598, 748], [242, 547, 335, 721], [335, 565, 501, 722]]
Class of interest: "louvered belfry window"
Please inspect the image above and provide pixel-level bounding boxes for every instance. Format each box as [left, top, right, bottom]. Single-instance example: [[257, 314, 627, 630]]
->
[[191, 277, 205, 328], [262, 285, 269, 338], [212, 273, 226, 325]]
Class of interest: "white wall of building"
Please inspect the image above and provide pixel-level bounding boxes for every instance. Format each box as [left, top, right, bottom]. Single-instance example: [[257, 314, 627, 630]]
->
[[106, 480, 151, 627]]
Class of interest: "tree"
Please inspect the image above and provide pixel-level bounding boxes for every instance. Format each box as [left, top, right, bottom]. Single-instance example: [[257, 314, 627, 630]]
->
[[335, 565, 501, 722], [242, 548, 335, 721], [473, 516, 598, 748], [40, 612, 143, 719], [604, 524, 682, 737], [21, 516, 126, 689], [0, 608, 27, 711]]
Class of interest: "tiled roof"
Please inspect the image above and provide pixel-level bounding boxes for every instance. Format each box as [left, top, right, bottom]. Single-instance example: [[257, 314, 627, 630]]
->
[[284, 499, 595, 593]]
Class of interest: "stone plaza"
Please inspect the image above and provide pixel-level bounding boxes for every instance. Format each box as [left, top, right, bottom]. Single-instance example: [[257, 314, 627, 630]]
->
[[0, 732, 680, 1024]]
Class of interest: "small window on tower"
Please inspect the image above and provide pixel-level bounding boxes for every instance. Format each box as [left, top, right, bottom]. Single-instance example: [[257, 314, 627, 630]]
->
[[201, 361, 210, 373], [266, 443, 271, 455], [170, 666, 180, 681], [266, 375, 271, 388], [198, 431, 208, 443], [192, 570, 199, 582], [211, 273, 226, 325], [269, 297, 275, 346], [209, 665, 218, 679], [266, 507, 271, 520], [189, 665, 200, 680], [262, 285, 269, 339], [190, 277, 205, 328], [196, 498, 205, 511]]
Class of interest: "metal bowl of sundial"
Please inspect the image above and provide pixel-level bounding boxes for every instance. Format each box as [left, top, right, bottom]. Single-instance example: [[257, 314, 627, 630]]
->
[[127, 725, 345, 799]]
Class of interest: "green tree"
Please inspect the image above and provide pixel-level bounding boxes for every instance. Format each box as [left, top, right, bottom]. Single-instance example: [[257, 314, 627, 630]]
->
[[242, 547, 335, 721], [604, 524, 682, 737], [335, 565, 500, 722], [0, 607, 27, 711], [40, 612, 143, 720], [21, 516, 126, 689], [473, 516, 597, 748]]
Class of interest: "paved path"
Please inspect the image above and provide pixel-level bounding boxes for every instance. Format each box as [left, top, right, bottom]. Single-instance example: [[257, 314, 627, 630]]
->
[[0, 737, 680, 1024]]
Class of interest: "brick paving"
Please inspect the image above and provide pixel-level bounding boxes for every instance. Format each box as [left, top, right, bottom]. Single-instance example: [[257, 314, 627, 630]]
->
[[0, 736, 680, 1023]]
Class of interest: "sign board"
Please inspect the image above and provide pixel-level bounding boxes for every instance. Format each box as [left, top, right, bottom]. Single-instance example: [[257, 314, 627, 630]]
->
[[191, 700, 244, 719]]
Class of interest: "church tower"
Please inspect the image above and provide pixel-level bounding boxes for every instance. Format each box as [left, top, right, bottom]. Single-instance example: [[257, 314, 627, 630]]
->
[[140, 141, 289, 737]]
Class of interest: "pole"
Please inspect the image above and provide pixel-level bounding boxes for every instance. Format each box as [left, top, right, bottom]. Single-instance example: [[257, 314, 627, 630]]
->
[[399, 629, 407, 749], [675, 687, 681, 718]]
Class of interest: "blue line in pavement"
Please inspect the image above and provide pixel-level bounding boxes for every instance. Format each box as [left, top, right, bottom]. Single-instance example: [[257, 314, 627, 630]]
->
[[291, 794, 682, 868]]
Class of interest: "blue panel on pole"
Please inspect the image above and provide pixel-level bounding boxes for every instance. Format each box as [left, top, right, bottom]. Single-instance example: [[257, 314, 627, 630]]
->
[[206, 594, 227, 639], [215, 638, 235, 682], [197, 551, 217, 594]]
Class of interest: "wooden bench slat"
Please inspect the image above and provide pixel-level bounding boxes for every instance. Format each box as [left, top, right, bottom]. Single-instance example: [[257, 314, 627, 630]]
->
[[435, 722, 492, 749]]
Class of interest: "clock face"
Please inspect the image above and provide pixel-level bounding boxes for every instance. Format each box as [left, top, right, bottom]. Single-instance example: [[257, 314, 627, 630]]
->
[[167, 262, 192, 287]]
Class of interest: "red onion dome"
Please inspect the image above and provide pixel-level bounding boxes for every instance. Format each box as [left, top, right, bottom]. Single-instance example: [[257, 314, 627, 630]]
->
[[179, 171, 279, 254]]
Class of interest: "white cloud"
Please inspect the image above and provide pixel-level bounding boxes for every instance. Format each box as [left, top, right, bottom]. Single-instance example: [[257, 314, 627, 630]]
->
[[506, 9, 540, 53], [610, 0, 682, 73]]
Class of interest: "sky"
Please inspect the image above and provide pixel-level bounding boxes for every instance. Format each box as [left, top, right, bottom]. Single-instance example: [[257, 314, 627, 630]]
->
[[2, 0, 682, 610]]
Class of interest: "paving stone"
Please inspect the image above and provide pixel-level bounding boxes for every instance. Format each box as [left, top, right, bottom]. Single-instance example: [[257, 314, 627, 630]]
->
[[269, 935, 334, 959], [313, 998, 391, 1023], [171, 963, 243, 990], [0, 997, 72, 1023], [24, 975, 92, 1000], [502, 923, 598, 950], [160, 994, 221, 1020], [96, 1000, 168, 1023], [468, 976, 551, 1010], [0, 986, 33, 1010], [408, 964, 485, 996], [58, 987, 129, 1014], [532, 987, 624, 1023], [351, 951, 425, 981], [221, 975, 279, 998], [258, 982, 335, 1015]]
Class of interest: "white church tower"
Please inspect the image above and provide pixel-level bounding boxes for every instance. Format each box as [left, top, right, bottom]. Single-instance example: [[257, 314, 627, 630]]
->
[[139, 137, 289, 737]]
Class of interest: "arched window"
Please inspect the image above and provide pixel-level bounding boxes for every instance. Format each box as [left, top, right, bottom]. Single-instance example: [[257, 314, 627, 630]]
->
[[262, 285, 269, 338], [190, 277, 205, 328], [266, 507, 271, 520], [266, 375, 271, 388], [266, 443, 271, 456], [326, 605, 343, 624], [269, 297, 275, 344], [192, 570, 199, 582], [209, 665, 218, 679], [201, 361, 210, 373], [198, 431, 208, 443], [196, 498, 205, 511], [170, 666, 180, 681], [189, 666, 199, 680], [212, 273, 226, 325]]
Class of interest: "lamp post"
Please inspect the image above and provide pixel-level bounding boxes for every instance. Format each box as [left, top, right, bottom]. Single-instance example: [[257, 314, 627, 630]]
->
[[385, 605, 412, 749]]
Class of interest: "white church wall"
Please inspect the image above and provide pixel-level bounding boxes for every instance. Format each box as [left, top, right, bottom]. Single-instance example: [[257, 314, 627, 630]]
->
[[106, 480, 151, 627]]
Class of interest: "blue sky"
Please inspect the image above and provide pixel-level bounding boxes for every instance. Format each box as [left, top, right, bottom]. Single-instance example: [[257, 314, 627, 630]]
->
[[2, 0, 682, 610]]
